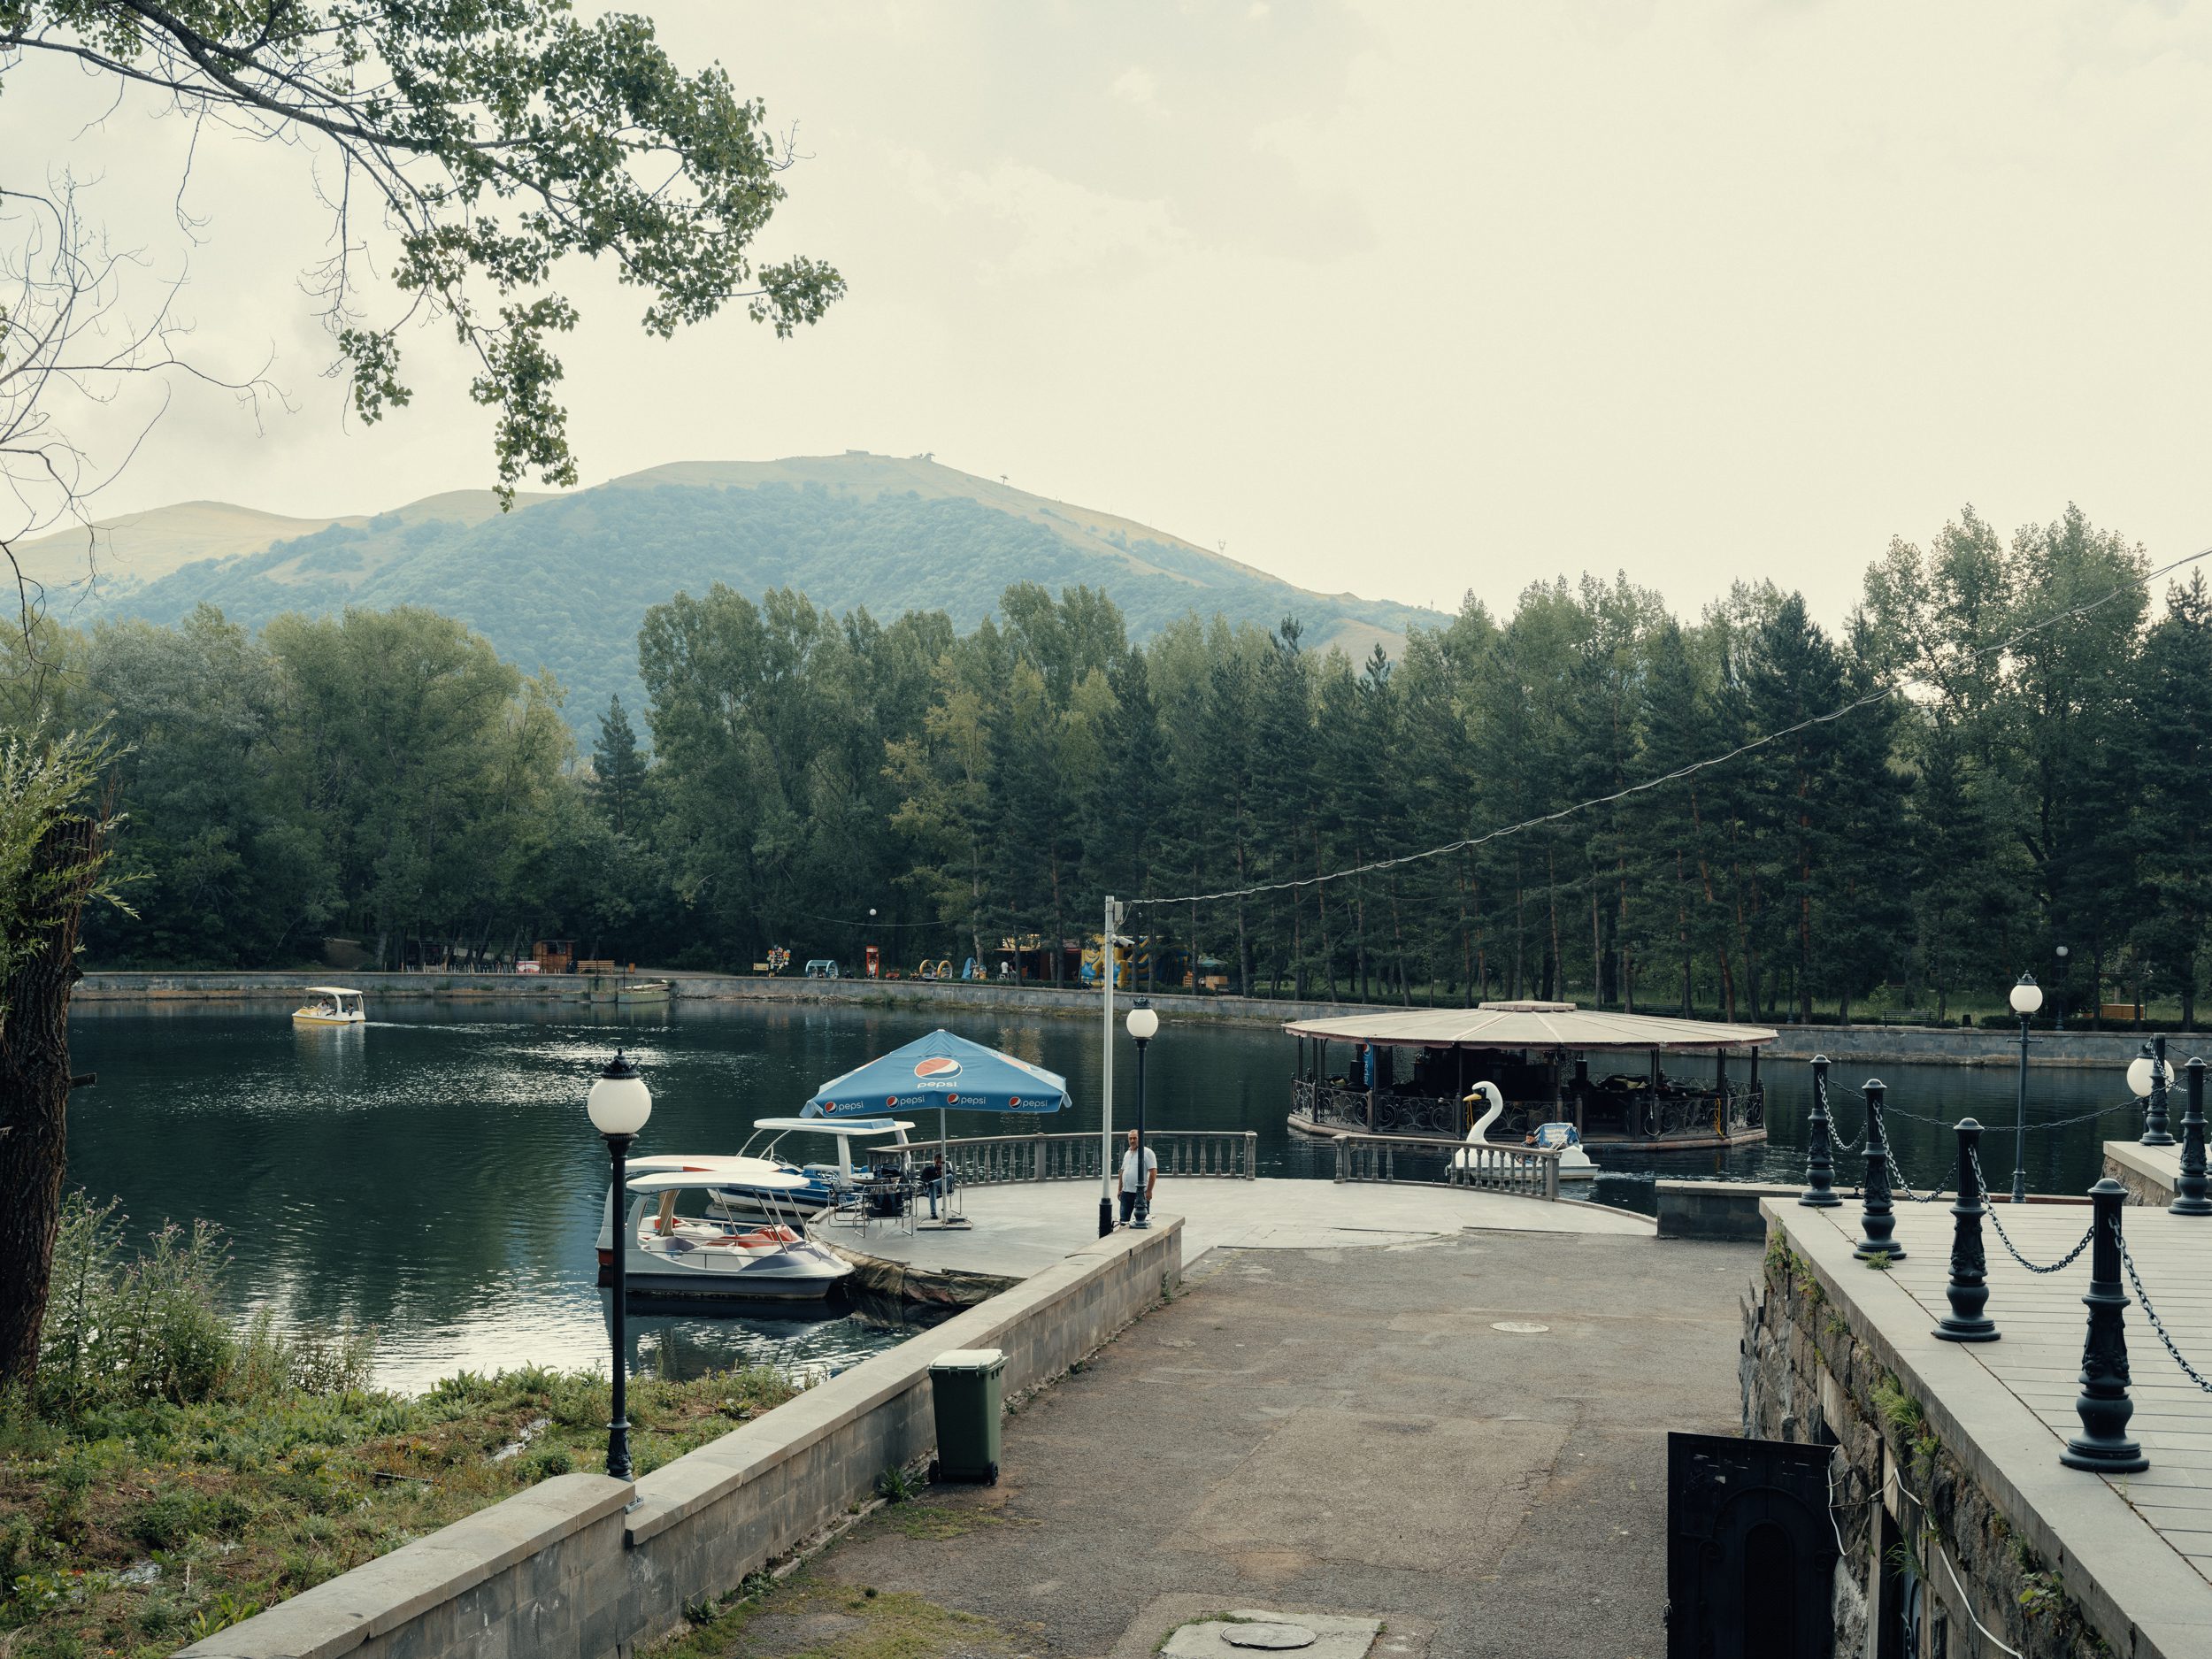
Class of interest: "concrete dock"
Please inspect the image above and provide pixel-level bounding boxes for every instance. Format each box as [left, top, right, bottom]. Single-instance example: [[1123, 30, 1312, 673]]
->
[[696, 1221, 1746, 1658], [822, 1177, 1653, 1301]]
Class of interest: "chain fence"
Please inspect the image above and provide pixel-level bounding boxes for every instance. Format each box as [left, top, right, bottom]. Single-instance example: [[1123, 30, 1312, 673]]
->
[[2116, 1231, 2212, 1397], [1967, 1153, 2095, 1275]]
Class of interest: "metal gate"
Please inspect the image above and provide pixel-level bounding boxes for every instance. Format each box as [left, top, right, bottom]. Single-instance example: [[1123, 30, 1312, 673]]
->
[[1666, 1432, 1839, 1659]]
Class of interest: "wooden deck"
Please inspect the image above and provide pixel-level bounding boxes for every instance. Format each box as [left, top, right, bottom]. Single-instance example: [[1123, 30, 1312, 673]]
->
[[1786, 1196, 2212, 1594]]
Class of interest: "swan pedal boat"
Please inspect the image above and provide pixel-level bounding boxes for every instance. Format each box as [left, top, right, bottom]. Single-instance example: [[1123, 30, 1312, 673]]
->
[[595, 1163, 852, 1300], [1455, 1082, 1598, 1181]]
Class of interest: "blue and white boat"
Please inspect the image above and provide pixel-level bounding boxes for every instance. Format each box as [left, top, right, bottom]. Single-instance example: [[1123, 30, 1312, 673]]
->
[[707, 1117, 920, 1220]]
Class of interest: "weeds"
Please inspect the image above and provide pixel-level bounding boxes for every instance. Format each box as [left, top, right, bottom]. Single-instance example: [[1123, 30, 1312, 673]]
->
[[874, 1463, 923, 1504], [1, 1193, 804, 1658]]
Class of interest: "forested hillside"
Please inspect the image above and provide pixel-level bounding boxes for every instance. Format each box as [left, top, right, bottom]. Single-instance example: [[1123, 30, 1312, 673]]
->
[[43, 503, 2212, 1027], [92, 456, 1438, 723]]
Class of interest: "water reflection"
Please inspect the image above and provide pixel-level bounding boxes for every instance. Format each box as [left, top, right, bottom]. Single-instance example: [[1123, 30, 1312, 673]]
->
[[65, 1001, 2149, 1386]]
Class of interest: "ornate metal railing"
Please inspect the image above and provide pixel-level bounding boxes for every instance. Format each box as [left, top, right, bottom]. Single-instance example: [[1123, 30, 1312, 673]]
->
[[1330, 1133, 1561, 1200], [935, 1130, 1258, 1187], [1292, 1078, 1765, 1140]]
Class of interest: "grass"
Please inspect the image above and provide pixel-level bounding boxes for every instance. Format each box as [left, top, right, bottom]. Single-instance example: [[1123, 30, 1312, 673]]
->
[[0, 1363, 800, 1658], [0, 1193, 805, 1658], [644, 1571, 1010, 1659]]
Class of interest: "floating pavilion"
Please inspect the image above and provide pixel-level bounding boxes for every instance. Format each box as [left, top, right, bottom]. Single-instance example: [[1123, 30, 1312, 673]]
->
[[1282, 999, 1779, 1150]]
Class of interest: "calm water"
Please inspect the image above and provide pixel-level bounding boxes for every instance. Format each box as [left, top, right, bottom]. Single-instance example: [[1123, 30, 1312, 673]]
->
[[62, 1002, 2151, 1389]]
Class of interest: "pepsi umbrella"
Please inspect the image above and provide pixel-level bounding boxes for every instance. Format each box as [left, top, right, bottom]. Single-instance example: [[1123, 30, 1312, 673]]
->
[[803, 1029, 1069, 1201], [803, 1028, 1069, 1117]]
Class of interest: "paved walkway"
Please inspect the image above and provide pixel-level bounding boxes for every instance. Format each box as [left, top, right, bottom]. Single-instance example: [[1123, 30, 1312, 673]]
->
[[826, 1177, 1653, 1283], [694, 1225, 1746, 1659]]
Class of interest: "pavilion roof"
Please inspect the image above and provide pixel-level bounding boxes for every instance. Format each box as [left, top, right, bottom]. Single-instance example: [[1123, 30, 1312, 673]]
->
[[1282, 1001, 1777, 1052]]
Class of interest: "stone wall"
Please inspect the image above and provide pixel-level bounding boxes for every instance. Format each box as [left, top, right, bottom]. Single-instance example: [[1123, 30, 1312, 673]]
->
[[1742, 1229, 2116, 1658], [81, 969, 2204, 1058], [177, 1221, 1181, 1659], [1656, 1179, 1802, 1240]]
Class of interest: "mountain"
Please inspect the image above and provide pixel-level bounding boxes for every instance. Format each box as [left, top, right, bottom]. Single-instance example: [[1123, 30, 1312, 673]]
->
[[27, 452, 1441, 725]]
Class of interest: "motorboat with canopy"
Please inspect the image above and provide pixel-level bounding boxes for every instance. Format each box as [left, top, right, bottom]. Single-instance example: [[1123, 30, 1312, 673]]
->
[[716, 1118, 919, 1220], [1284, 1001, 1778, 1152], [291, 986, 365, 1026], [593, 1165, 852, 1300]]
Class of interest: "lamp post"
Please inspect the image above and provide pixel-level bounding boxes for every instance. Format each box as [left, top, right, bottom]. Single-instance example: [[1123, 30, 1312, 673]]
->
[[1126, 1002, 1159, 1228], [2055, 945, 2070, 1031], [588, 1050, 652, 1482], [2130, 1039, 2176, 1147], [2008, 974, 2042, 1204]]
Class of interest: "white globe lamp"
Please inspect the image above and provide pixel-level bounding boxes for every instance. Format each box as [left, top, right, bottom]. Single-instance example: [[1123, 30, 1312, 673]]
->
[[2009, 976, 2043, 1018], [588, 1051, 653, 1136], [2128, 1054, 2174, 1099]]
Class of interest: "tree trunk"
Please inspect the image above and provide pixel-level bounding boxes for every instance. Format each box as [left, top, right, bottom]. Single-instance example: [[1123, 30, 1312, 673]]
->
[[0, 814, 101, 1393]]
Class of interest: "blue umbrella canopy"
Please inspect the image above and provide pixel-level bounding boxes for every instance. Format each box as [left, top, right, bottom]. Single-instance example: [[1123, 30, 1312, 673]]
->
[[803, 1028, 1069, 1118]]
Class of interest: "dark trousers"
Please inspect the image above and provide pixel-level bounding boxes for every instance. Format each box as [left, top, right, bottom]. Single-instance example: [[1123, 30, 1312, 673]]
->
[[1118, 1189, 1148, 1225]]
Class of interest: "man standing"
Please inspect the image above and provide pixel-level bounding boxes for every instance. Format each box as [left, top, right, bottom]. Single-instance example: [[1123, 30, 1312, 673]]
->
[[1118, 1127, 1157, 1227]]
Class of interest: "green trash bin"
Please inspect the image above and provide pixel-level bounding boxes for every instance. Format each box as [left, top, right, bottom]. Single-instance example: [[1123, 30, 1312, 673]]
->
[[928, 1348, 1005, 1485]]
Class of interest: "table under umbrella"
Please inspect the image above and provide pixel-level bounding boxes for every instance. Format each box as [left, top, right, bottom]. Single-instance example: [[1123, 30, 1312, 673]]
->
[[803, 1029, 1070, 1222]]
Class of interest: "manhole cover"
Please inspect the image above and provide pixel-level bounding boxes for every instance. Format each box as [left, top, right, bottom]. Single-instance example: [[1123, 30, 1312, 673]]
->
[[1490, 1320, 1549, 1334], [1223, 1625, 1317, 1651]]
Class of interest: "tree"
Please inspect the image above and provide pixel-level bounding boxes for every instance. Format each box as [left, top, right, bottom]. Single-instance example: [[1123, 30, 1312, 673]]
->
[[590, 695, 649, 838], [1, 1, 841, 505], [0, 731, 114, 1390], [0, 0, 841, 1394]]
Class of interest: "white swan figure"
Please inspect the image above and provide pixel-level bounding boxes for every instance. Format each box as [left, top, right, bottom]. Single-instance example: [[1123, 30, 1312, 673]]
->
[[1455, 1080, 1597, 1181], [1463, 1081, 1506, 1147]]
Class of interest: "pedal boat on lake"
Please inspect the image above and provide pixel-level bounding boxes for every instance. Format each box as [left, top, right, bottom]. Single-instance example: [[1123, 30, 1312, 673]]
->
[[1286, 1002, 1778, 1153], [595, 1164, 853, 1300], [291, 986, 365, 1026]]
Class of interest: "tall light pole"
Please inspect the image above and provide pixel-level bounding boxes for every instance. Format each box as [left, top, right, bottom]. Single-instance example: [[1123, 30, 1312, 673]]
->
[[2008, 974, 2042, 1204], [1100, 895, 1119, 1238], [2054, 944, 2070, 1031], [1126, 1002, 1159, 1228], [588, 1050, 652, 1482]]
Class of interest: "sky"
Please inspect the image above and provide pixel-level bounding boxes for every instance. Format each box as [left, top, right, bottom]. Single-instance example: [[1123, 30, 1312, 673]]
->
[[7, 0, 2212, 626]]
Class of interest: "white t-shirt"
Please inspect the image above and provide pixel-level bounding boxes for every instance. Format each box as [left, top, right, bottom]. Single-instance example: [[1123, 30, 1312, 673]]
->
[[1119, 1146, 1158, 1193]]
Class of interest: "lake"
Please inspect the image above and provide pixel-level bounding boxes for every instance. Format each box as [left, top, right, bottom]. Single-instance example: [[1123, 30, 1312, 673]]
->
[[62, 1000, 2154, 1390]]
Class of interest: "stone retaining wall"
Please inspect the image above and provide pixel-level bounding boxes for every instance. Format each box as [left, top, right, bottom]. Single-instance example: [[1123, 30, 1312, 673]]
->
[[178, 1221, 1181, 1659], [80, 971, 2208, 1060], [1744, 1214, 2124, 1658]]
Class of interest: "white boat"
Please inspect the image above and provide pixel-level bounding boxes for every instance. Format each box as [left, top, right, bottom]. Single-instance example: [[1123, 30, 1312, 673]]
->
[[594, 1165, 853, 1300], [715, 1117, 920, 1221], [1455, 1081, 1598, 1181], [291, 986, 365, 1026]]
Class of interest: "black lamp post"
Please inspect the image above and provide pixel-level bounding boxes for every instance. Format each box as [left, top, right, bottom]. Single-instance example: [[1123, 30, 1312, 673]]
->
[[2008, 974, 2042, 1204], [588, 1049, 652, 1482], [2131, 1038, 2176, 1147], [1126, 1002, 1158, 1228], [2054, 944, 2069, 1031]]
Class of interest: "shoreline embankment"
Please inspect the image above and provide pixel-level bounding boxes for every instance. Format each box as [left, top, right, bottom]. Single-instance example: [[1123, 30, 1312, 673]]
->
[[73, 969, 2199, 1067]]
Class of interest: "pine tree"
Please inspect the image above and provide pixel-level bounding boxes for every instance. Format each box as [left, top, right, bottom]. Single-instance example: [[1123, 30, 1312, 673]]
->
[[590, 695, 649, 837]]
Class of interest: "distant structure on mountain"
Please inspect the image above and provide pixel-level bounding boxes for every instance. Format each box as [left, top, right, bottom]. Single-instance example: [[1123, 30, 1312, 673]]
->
[[19, 453, 1439, 725]]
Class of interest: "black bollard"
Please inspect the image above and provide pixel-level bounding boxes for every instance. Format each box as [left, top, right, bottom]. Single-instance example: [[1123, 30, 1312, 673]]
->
[[2060, 1179, 2149, 1473], [1800, 1054, 1841, 1209], [1935, 1118, 1998, 1342], [2174, 1057, 2209, 1218], [1854, 1079, 1904, 1261], [2145, 1034, 2176, 1146]]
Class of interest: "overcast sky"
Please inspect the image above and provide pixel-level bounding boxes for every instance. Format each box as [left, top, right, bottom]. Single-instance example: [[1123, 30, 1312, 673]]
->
[[11, 1, 2212, 626]]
